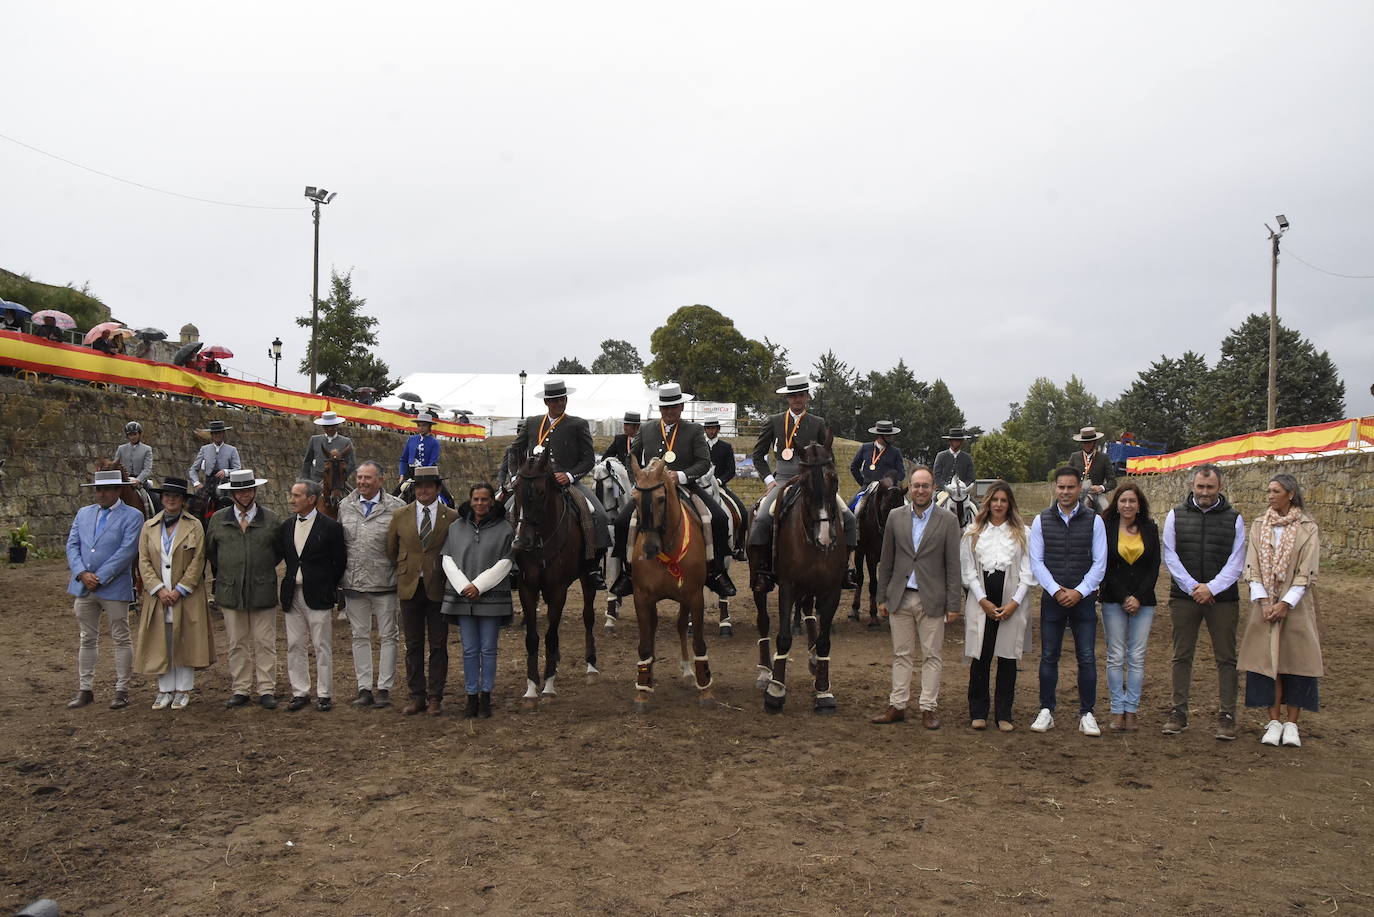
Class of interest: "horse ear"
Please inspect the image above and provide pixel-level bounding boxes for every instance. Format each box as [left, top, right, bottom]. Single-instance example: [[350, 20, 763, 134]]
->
[[629, 453, 642, 479]]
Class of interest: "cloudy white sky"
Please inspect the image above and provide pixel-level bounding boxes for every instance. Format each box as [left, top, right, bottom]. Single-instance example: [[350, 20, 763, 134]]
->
[[5, 2, 1371, 428]]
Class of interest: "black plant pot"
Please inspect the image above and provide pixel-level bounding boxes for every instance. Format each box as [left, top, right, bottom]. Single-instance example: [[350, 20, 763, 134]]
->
[[8, 545, 28, 564]]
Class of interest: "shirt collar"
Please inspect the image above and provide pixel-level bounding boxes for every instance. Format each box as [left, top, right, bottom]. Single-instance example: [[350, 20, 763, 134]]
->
[[1056, 502, 1082, 522], [297, 508, 318, 523], [912, 502, 933, 521], [235, 503, 257, 521]]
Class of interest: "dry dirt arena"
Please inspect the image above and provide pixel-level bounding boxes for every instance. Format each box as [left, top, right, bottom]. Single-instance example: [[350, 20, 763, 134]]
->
[[1, 559, 1370, 916]]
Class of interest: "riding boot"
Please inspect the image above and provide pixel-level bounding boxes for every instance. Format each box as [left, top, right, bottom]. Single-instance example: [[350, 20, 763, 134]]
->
[[610, 563, 634, 597], [750, 545, 776, 593], [583, 553, 607, 591], [708, 560, 737, 598], [843, 548, 860, 589]]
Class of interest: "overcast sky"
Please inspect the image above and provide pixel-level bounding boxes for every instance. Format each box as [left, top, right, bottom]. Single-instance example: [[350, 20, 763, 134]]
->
[[5, 2, 1371, 428]]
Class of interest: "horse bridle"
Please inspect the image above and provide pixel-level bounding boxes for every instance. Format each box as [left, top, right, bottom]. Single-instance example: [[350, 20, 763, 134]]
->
[[634, 480, 666, 540]]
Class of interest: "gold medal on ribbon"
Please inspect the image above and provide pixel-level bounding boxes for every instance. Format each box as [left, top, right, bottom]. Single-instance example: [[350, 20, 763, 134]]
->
[[663, 450, 676, 463], [781, 447, 794, 461]]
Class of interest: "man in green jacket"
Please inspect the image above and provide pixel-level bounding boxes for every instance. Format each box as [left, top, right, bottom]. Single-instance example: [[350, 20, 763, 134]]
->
[[204, 469, 283, 709]]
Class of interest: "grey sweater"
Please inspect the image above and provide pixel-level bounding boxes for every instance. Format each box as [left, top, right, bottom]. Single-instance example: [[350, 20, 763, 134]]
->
[[439, 502, 515, 619]]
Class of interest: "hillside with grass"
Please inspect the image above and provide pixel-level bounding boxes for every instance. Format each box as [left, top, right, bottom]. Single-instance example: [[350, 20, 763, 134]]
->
[[0, 268, 111, 330]]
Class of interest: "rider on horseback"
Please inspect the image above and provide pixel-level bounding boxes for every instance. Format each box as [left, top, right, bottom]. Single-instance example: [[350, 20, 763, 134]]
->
[[1067, 425, 1115, 512], [748, 374, 859, 591], [933, 427, 976, 510], [302, 411, 356, 483], [704, 418, 747, 557], [114, 421, 155, 504], [609, 383, 737, 598], [601, 411, 641, 467], [849, 419, 907, 514], [511, 378, 610, 590], [398, 411, 441, 483], [188, 420, 241, 494]]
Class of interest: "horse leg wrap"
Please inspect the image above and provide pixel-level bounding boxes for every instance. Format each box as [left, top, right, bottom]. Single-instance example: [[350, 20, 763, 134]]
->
[[765, 679, 787, 698], [636, 657, 654, 691], [523, 678, 539, 700], [814, 656, 832, 693], [693, 655, 713, 690], [757, 638, 771, 669], [771, 652, 790, 664]]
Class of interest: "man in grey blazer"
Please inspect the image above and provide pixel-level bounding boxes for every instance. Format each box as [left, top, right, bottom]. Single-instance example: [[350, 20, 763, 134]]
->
[[871, 466, 963, 729], [301, 411, 357, 484]]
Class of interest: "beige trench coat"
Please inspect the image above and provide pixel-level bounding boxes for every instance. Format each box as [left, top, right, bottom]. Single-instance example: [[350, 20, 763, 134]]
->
[[1237, 513, 1322, 679], [133, 512, 216, 673]]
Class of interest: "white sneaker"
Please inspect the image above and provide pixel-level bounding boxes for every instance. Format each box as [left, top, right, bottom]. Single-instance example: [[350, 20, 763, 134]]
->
[[1281, 721, 1301, 747], [151, 692, 172, 710], [1030, 708, 1055, 732], [1261, 720, 1283, 746], [1079, 712, 1102, 737], [171, 692, 190, 710]]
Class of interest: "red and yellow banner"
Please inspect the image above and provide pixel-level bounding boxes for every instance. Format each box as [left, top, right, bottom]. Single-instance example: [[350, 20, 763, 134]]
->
[[1127, 418, 1357, 474], [0, 331, 484, 439], [1360, 416, 1374, 447]]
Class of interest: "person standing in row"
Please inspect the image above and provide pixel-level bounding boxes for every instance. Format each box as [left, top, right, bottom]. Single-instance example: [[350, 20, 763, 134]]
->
[[64, 470, 144, 709], [279, 480, 347, 712], [133, 478, 215, 710], [205, 469, 282, 709], [1099, 482, 1160, 732], [338, 460, 405, 708], [960, 481, 1033, 732], [1161, 464, 1247, 740], [388, 466, 457, 716], [1240, 474, 1322, 748], [871, 467, 963, 729], [441, 482, 515, 719], [1028, 466, 1107, 737]]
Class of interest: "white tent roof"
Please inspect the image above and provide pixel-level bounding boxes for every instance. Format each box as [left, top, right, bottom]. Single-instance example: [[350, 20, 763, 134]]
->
[[379, 373, 657, 420]]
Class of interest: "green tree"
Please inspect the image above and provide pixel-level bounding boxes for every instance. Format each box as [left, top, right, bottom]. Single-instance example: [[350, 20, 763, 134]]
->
[[1003, 375, 1102, 480], [863, 360, 932, 462], [590, 339, 644, 374], [1112, 351, 1212, 449], [0, 267, 110, 331], [971, 431, 1031, 482], [1200, 314, 1345, 440], [645, 305, 778, 409], [921, 379, 967, 458], [548, 356, 589, 374], [295, 269, 400, 395], [808, 350, 866, 440]]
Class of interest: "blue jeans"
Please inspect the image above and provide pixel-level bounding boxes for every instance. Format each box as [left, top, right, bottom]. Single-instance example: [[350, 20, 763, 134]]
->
[[1100, 603, 1155, 713], [1038, 594, 1098, 715], [457, 616, 500, 695]]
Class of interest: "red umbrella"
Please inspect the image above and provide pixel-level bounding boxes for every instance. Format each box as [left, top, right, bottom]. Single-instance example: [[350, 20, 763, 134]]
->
[[200, 344, 234, 359], [83, 321, 126, 345]]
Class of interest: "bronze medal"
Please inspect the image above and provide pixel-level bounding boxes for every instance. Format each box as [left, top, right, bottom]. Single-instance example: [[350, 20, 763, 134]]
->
[[663, 450, 676, 463], [533, 445, 545, 455], [781, 447, 794, 461]]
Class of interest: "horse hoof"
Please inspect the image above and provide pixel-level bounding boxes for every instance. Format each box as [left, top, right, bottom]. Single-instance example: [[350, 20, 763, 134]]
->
[[698, 693, 716, 709], [522, 696, 539, 710], [756, 673, 771, 691], [719, 622, 733, 638], [585, 664, 599, 677], [847, 612, 860, 623], [814, 703, 838, 716], [867, 618, 881, 631], [632, 698, 650, 715], [763, 696, 785, 714]]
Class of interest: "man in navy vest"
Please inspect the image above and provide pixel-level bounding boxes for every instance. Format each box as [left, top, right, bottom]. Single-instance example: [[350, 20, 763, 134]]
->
[[1027, 466, 1107, 737], [1160, 464, 1247, 740]]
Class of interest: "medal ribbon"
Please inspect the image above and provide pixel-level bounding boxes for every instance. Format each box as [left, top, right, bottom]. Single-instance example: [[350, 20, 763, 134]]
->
[[870, 441, 885, 470], [537, 413, 565, 449], [783, 411, 805, 455], [660, 420, 679, 459]]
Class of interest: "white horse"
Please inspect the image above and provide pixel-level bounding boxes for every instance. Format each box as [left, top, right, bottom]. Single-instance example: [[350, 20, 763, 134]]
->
[[938, 475, 978, 528], [592, 456, 632, 628]]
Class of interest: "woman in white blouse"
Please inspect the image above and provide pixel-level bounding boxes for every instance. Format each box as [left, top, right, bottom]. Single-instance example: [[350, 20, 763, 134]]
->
[[961, 481, 1033, 731]]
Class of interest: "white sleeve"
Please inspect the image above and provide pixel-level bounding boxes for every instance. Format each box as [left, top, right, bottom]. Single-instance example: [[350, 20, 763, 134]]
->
[[1249, 581, 1269, 600], [471, 558, 514, 594], [441, 555, 472, 592], [960, 533, 985, 601], [1012, 533, 1033, 604], [1280, 585, 1306, 606]]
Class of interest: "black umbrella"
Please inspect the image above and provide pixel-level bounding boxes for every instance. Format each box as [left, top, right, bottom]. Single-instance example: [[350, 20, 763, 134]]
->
[[172, 341, 204, 366], [136, 327, 168, 341], [399, 391, 422, 402]]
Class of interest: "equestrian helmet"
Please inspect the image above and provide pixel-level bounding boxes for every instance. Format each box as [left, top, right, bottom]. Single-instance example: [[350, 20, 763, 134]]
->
[[125, 421, 142, 434]]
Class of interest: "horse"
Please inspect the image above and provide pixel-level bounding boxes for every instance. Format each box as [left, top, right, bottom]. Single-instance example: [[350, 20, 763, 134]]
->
[[941, 475, 977, 528], [626, 457, 713, 711], [592, 456, 632, 629], [746, 443, 847, 715], [509, 448, 599, 705], [849, 474, 906, 629], [318, 451, 353, 519], [695, 468, 747, 637]]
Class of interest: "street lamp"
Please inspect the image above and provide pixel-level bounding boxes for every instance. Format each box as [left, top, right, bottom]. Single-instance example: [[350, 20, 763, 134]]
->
[[519, 369, 528, 419], [268, 336, 283, 387], [1264, 214, 1289, 431], [304, 186, 339, 393], [854, 406, 862, 439]]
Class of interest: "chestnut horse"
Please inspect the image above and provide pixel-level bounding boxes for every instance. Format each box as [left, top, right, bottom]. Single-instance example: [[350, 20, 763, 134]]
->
[[849, 475, 905, 629], [747, 443, 847, 715], [627, 457, 713, 711], [318, 450, 353, 519], [510, 449, 599, 705]]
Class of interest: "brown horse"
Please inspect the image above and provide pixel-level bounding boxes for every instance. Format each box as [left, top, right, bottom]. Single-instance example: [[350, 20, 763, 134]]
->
[[510, 449, 598, 705], [318, 450, 353, 519], [850, 474, 906, 628], [627, 457, 713, 711], [746, 443, 847, 715]]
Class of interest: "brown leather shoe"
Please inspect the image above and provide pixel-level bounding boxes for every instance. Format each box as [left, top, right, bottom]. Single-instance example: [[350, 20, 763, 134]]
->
[[1123, 712, 1139, 732], [109, 690, 129, 710], [1109, 713, 1125, 731], [66, 690, 94, 709], [401, 697, 425, 716], [922, 709, 941, 730], [870, 705, 906, 725], [426, 696, 442, 717]]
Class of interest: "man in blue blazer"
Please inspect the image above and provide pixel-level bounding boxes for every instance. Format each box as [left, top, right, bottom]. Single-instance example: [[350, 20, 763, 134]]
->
[[65, 470, 146, 709]]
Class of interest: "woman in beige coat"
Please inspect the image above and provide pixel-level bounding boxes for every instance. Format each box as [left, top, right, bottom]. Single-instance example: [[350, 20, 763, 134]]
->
[[133, 478, 216, 710], [1238, 473, 1321, 748]]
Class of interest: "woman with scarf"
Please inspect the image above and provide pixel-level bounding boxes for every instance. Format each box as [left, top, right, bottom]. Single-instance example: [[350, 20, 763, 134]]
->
[[1238, 473, 1322, 748]]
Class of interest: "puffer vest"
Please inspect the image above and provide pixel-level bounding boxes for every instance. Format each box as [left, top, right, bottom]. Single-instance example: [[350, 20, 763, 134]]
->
[[1038, 504, 1097, 595], [1168, 495, 1240, 602]]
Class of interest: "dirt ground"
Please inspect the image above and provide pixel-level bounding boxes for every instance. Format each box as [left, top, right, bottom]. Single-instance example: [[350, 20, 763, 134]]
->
[[1, 558, 1370, 917]]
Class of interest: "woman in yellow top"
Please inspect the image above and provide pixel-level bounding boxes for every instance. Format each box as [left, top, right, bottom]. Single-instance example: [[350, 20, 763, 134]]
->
[[1099, 482, 1160, 732]]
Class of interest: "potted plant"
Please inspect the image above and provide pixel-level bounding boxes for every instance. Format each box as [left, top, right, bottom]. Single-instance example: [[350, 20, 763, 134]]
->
[[9, 522, 33, 564]]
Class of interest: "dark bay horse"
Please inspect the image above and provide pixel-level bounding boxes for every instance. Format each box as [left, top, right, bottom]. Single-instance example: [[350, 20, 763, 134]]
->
[[627, 457, 712, 711], [747, 443, 847, 715], [510, 449, 598, 705], [318, 452, 353, 519], [850, 475, 905, 629]]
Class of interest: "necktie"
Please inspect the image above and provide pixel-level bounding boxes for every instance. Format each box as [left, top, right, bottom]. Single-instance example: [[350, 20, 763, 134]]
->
[[363, 499, 375, 517], [94, 507, 110, 538], [210, 446, 220, 476], [239, 510, 251, 533], [419, 506, 432, 548]]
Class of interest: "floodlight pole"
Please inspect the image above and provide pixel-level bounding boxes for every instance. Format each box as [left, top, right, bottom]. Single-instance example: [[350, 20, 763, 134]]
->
[[1266, 221, 1285, 431], [310, 198, 321, 393]]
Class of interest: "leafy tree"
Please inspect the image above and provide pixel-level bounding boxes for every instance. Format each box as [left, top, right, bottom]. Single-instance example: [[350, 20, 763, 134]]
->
[[808, 350, 866, 439], [1112, 351, 1212, 449], [922, 379, 966, 458], [863, 360, 932, 463], [645, 305, 780, 409], [971, 431, 1031, 483], [1199, 314, 1345, 440], [590, 339, 644, 374], [0, 267, 110, 331], [548, 356, 589, 374], [295, 269, 400, 395], [1003, 375, 1102, 480]]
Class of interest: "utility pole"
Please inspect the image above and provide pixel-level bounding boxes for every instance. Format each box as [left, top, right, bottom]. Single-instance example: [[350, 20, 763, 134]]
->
[[1265, 215, 1289, 431], [303, 187, 338, 393]]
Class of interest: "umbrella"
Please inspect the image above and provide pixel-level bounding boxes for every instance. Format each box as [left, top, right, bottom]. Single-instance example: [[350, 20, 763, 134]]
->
[[135, 327, 167, 341], [31, 309, 76, 330], [172, 341, 204, 366], [110, 327, 137, 340], [0, 299, 33, 321], [200, 344, 234, 360], [83, 321, 126, 345], [399, 392, 422, 402]]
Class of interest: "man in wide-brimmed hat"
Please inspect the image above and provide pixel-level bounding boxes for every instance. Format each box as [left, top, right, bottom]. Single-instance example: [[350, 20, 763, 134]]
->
[[204, 468, 282, 709], [703, 418, 747, 555], [748, 374, 859, 590], [850, 419, 907, 514], [609, 383, 735, 597], [601, 411, 642, 468], [398, 410, 442, 483], [1066, 426, 1116, 510], [511, 378, 610, 589], [64, 469, 145, 709], [302, 410, 357, 484], [188, 420, 241, 492], [932, 427, 975, 494]]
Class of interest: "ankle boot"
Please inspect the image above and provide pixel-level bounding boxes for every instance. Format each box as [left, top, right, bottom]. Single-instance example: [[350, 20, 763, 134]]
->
[[610, 564, 634, 597], [478, 692, 493, 718], [463, 694, 479, 719]]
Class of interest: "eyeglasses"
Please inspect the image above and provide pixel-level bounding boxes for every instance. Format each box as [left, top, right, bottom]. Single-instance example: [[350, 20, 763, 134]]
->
[[909, 483, 933, 490]]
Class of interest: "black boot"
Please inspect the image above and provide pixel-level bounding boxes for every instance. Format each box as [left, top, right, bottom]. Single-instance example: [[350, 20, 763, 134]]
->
[[583, 557, 607, 590], [751, 556, 776, 593], [708, 562, 737, 598], [843, 549, 860, 588], [478, 692, 493, 718], [610, 564, 634, 597], [463, 694, 479, 719]]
